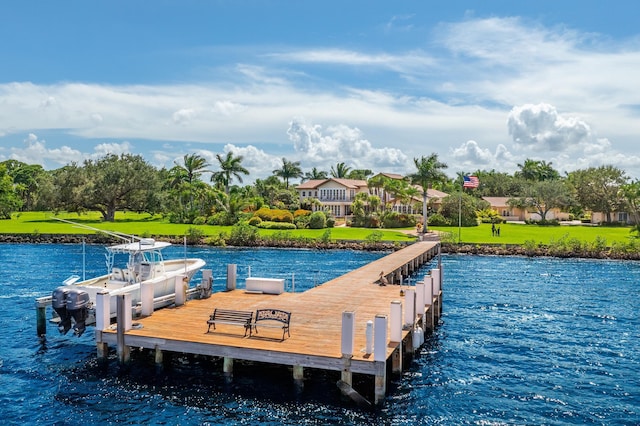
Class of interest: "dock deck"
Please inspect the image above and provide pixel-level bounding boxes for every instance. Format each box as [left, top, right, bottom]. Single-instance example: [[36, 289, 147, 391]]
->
[[97, 241, 442, 403]]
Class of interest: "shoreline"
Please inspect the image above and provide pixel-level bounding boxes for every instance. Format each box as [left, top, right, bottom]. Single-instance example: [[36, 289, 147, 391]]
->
[[1, 233, 639, 260]]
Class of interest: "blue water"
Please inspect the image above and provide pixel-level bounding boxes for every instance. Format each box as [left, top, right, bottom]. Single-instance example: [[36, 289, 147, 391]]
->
[[1, 244, 639, 425]]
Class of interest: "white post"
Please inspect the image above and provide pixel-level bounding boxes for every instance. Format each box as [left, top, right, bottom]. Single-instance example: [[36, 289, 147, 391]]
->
[[424, 275, 433, 307], [404, 289, 416, 327], [175, 275, 187, 306], [415, 282, 425, 314], [95, 290, 110, 331], [374, 315, 388, 362], [123, 293, 132, 331], [365, 320, 373, 354], [248, 265, 251, 277], [141, 281, 154, 316], [390, 301, 402, 342], [341, 311, 355, 356], [227, 264, 237, 290], [432, 268, 441, 296]]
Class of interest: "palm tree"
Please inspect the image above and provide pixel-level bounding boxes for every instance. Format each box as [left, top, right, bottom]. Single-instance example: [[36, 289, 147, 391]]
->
[[330, 162, 351, 178], [173, 153, 210, 211], [303, 167, 328, 182], [211, 151, 249, 194], [273, 157, 303, 189], [406, 153, 448, 233]]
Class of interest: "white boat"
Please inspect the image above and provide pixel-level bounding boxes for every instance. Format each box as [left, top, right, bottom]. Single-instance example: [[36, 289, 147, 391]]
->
[[49, 222, 206, 337]]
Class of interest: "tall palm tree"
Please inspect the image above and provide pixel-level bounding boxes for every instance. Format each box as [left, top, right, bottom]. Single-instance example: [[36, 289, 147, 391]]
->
[[407, 153, 448, 233], [273, 157, 303, 189], [330, 162, 351, 178], [211, 151, 249, 194], [173, 153, 210, 211]]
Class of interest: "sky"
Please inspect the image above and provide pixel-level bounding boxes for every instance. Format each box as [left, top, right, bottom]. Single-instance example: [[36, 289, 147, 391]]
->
[[1, 1, 639, 183]]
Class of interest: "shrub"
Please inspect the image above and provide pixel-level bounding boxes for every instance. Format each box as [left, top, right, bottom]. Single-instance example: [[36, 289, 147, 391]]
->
[[248, 216, 262, 226], [309, 211, 327, 229], [253, 207, 294, 223], [427, 213, 451, 226], [326, 216, 335, 228], [257, 221, 297, 230], [193, 216, 207, 225], [294, 209, 312, 218], [227, 224, 260, 245], [185, 226, 204, 244]]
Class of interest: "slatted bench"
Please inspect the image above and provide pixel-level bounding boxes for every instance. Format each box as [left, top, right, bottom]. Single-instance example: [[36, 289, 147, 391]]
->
[[207, 308, 254, 337], [252, 309, 291, 341]]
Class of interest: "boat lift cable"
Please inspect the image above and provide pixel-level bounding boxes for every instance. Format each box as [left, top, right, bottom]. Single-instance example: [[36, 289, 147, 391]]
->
[[52, 217, 141, 243]]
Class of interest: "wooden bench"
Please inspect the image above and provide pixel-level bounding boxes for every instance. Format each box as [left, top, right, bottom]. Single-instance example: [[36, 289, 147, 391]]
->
[[252, 309, 291, 340], [207, 308, 253, 337]]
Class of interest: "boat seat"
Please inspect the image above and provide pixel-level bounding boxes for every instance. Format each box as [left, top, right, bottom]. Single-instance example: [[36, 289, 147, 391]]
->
[[111, 267, 125, 281]]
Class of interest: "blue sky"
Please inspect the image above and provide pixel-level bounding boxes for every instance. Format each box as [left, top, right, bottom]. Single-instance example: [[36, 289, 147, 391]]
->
[[1, 1, 639, 182]]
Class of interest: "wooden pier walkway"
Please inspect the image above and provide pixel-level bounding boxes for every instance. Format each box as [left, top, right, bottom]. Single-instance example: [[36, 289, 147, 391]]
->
[[96, 241, 442, 405]]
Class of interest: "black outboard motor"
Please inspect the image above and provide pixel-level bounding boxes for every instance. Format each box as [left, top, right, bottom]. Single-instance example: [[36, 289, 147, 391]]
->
[[52, 286, 72, 335], [66, 289, 90, 337]]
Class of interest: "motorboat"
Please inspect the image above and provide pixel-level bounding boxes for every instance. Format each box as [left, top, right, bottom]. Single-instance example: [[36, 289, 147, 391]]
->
[[48, 221, 206, 336]]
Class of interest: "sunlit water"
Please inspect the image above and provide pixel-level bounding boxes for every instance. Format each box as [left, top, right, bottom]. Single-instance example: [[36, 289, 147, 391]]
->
[[0, 244, 638, 425]]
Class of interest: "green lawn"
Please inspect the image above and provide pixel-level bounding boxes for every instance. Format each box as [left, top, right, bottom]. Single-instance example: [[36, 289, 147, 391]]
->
[[431, 222, 636, 245], [3, 211, 637, 246], [3, 211, 416, 243]]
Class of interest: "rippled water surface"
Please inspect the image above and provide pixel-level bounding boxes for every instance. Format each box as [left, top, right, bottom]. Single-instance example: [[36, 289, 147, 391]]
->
[[1, 244, 638, 425]]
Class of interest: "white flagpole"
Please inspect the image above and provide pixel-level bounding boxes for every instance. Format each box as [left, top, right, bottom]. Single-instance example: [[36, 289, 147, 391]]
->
[[458, 179, 463, 243]]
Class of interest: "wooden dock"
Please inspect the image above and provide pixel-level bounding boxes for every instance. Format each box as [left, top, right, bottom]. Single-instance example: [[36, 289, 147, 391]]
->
[[96, 241, 442, 405]]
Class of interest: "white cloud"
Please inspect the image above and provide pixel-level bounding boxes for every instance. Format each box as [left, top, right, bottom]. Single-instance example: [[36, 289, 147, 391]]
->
[[287, 118, 409, 171], [508, 103, 591, 151], [9, 134, 84, 166]]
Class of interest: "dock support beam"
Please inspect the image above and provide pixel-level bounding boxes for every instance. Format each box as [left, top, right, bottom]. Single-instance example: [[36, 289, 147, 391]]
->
[[293, 365, 304, 388], [155, 345, 163, 368], [116, 294, 131, 365], [223, 357, 234, 377], [36, 304, 46, 337]]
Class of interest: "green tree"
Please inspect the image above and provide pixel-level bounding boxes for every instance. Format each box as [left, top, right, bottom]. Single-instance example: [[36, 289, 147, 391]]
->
[[567, 165, 628, 223], [347, 169, 373, 180], [330, 162, 352, 178], [620, 180, 640, 234], [407, 153, 448, 233], [508, 179, 571, 221], [516, 159, 560, 181], [303, 167, 328, 182], [0, 163, 22, 219], [2, 161, 47, 211], [212, 151, 249, 194], [171, 153, 211, 212], [273, 157, 303, 189], [76, 154, 161, 221]]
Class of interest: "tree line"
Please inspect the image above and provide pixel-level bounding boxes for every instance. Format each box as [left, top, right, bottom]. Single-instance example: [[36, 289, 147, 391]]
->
[[1, 153, 639, 234]]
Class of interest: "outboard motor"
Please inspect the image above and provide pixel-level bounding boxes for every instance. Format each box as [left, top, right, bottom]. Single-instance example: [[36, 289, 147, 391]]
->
[[52, 286, 72, 335], [66, 289, 90, 337]]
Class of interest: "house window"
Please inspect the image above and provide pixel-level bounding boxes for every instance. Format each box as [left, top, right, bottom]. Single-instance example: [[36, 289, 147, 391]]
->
[[302, 191, 306, 197], [618, 212, 628, 223]]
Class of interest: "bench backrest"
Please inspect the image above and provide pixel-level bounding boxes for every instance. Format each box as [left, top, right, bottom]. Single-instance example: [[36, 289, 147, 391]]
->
[[213, 308, 253, 323], [255, 309, 291, 324]]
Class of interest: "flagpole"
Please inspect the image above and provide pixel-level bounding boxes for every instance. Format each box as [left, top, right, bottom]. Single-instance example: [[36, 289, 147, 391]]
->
[[458, 179, 462, 243]]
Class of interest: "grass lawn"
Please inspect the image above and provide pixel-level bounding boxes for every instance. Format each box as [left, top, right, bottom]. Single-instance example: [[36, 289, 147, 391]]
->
[[3, 211, 637, 246], [3, 211, 416, 243], [431, 222, 636, 245]]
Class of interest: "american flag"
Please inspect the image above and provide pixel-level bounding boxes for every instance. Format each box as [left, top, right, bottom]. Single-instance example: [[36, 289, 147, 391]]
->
[[463, 175, 479, 188]]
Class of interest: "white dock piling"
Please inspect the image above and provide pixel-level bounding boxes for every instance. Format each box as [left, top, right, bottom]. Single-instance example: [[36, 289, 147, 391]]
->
[[141, 282, 154, 316]]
